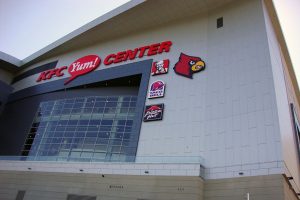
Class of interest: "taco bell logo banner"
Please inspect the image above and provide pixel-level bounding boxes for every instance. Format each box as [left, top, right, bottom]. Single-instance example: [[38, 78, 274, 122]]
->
[[151, 59, 169, 76], [143, 104, 164, 122], [148, 80, 165, 99]]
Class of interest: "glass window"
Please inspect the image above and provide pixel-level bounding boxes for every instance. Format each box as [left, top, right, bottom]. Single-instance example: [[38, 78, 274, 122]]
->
[[65, 127, 76, 132], [93, 152, 106, 160], [87, 126, 98, 132], [99, 132, 110, 138], [74, 132, 85, 137], [86, 132, 98, 137], [291, 104, 300, 161], [64, 132, 74, 138], [23, 95, 138, 162], [95, 145, 107, 152], [96, 138, 109, 145]]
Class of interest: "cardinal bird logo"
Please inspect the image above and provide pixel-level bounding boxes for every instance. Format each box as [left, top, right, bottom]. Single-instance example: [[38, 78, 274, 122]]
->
[[173, 53, 205, 79]]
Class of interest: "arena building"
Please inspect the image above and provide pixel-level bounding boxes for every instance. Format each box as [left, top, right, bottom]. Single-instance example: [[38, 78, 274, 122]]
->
[[0, 0, 299, 199]]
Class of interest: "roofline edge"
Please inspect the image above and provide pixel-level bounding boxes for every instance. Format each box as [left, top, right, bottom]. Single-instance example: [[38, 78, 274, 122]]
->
[[0, 51, 22, 67], [263, 0, 300, 107], [20, 0, 146, 68]]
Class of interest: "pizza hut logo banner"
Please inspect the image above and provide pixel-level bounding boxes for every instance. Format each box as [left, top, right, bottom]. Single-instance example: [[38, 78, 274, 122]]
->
[[64, 55, 101, 85], [143, 104, 164, 122], [151, 59, 169, 76], [148, 80, 165, 99]]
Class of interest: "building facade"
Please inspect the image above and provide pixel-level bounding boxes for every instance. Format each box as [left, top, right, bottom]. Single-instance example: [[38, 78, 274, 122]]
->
[[0, 0, 299, 199]]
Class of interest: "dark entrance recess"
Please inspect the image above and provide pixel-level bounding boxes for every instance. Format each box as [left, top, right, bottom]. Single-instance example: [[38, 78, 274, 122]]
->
[[0, 59, 152, 156], [20, 75, 141, 162]]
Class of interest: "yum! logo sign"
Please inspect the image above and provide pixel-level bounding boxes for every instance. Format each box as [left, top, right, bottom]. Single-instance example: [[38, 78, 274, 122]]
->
[[65, 55, 100, 84], [37, 55, 101, 85], [36, 41, 172, 85]]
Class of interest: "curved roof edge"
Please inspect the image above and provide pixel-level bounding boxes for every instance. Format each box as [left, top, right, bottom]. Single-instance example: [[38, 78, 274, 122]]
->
[[22, 0, 145, 66], [0, 51, 21, 72], [1, 0, 145, 69], [264, 0, 300, 107], [0, 51, 21, 66]]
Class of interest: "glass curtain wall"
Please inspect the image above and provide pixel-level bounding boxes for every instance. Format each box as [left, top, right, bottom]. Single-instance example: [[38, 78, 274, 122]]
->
[[21, 95, 138, 162]]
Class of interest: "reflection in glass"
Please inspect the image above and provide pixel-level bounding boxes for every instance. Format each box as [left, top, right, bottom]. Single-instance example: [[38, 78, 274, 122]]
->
[[21, 96, 138, 162]]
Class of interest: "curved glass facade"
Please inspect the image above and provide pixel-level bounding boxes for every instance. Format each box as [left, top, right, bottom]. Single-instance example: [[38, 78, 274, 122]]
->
[[22, 95, 138, 162]]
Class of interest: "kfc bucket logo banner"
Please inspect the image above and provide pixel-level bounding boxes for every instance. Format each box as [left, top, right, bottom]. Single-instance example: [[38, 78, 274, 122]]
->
[[143, 104, 164, 122], [173, 53, 205, 79], [151, 59, 169, 76], [148, 80, 165, 99]]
